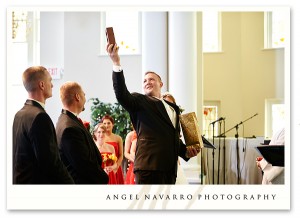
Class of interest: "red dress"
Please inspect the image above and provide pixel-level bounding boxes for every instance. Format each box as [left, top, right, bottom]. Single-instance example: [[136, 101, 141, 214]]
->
[[100, 152, 117, 184], [125, 131, 137, 184], [106, 142, 125, 184]]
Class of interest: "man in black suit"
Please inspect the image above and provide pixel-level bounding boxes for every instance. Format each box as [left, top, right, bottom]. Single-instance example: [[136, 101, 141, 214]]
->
[[13, 66, 74, 184], [56, 81, 108, 184], [107, 44, 200, 184]]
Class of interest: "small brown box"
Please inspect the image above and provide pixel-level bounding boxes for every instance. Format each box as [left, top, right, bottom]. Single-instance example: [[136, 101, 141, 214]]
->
[[106, 27, 116, 45]]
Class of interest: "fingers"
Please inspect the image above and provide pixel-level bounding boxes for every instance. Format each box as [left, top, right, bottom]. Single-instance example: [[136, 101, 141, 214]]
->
[[186, 146, 200, 158], [256, 161, 261, 169], [256, 156, 263, 161], [106, 44, 119, 54], [105, 166, 112, 173]]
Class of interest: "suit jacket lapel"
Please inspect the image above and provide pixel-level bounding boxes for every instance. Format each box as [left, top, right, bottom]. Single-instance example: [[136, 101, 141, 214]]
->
[[61, 109, 103, 164], [164, 100, 181, 130], [151, 97, 176, 128], [61, 109, 84, 128]]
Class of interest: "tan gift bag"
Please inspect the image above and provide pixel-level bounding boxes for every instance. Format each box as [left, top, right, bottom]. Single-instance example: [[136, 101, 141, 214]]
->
[[179, 112, 203, 150]]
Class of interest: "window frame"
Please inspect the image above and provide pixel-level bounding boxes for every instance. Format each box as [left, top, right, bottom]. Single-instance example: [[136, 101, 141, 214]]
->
[[202, 11, 222, 53], [99, 11, 142, 56]]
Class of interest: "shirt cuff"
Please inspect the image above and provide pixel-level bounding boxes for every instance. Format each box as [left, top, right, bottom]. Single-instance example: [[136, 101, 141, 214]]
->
[[113, 65, 122, 72], [260, 158, 270, 170]]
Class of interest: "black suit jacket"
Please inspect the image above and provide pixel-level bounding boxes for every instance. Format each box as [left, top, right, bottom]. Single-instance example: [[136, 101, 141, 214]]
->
[[56, 109, 108, 184], [13, 100, 74, 184], [113, 71, 188, 176]]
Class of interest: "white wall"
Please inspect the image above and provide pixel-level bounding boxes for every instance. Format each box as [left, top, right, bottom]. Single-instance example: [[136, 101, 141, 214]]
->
[[40, 12, 142, 124]]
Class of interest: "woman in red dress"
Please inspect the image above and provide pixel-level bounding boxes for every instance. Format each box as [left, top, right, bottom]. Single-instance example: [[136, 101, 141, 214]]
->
[[93, 123, 117, 184], [124, 129, 137, 184], [101, 115, 124, 184]]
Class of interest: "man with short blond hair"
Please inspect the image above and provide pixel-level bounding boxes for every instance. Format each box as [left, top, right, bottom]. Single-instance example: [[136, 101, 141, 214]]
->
[[56, 81, 108, 184], [13, 66, 74, 184]]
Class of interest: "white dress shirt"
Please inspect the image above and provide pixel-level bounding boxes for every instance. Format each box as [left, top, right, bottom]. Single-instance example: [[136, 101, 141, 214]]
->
[[161, 99, 176, 127]]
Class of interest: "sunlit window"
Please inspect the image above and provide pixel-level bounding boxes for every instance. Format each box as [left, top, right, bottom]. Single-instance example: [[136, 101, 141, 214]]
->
[[202, 11, 221, 52], [264, 10, 289, 49], [265, 99, 285, 139], [100, 11, 140, 55], [12, 11, 28, 42], [9, 10, 40, 84], [271, 104, 285, 135]]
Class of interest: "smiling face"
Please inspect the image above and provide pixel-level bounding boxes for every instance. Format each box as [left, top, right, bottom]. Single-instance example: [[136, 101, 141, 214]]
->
[[95, 126, 106, 141], [143, 72, 163, 98], [102, 118, 113, 133]]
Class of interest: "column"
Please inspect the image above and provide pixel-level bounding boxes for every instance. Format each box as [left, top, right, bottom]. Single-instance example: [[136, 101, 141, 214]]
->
[[168, 12, 204, 181], [142, 12, 168, 91], [168, 12, 203, 116]]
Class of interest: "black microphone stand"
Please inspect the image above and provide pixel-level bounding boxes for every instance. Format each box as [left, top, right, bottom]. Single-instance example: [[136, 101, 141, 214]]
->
[[235, 124, 240, 184], [212, 122, 215, 184], [216, 120, 226, 184], [222, 119, 226, 184], [217, 120, 222, 184], [218, 113, 258, 184]]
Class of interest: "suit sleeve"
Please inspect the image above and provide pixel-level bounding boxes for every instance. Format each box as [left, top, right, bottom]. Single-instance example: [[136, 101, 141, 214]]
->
[[112, 71, 141, 113], [60, 127, 108, 184], [178, 139, 189, 162], [31, 113, 74, 184]]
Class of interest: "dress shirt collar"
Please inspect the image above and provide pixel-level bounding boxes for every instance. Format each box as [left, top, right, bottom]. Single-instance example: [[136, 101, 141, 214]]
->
[[28, 98, 45, 109], [69, 110, 78, 117]]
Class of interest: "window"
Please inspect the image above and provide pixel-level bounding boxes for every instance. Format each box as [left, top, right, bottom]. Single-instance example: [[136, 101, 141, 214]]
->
[[264, 10, 289, 49], [202, 11, 221, 52], [265, 99, 285, 139], [9, 10, 40, 85], [100, 11, 141, 55]]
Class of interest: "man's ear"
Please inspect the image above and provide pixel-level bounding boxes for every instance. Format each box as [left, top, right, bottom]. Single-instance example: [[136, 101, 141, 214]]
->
[[39, 81, 45, 90], [75, 93, 80, 101], [160, 81, 163, 88]]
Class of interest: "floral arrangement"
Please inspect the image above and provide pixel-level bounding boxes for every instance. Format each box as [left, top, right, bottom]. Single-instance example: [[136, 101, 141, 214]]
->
[[102, 153, 118, 167]]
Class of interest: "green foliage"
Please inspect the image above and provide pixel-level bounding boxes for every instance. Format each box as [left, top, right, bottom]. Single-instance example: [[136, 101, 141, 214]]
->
[[89, 98, 131, 141]]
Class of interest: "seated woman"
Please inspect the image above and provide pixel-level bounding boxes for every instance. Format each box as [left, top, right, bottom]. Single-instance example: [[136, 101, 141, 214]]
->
[[93, 123, 118, 184], [124, 128, 137, 184], [256, 127, 285, 184]]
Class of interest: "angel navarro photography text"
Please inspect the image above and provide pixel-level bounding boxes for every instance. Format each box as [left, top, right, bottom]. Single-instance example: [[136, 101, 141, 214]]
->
[[106, 193, 277, 201]]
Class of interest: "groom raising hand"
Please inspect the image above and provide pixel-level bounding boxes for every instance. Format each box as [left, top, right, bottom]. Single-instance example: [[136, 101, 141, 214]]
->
[[106, 43, 199, 184]]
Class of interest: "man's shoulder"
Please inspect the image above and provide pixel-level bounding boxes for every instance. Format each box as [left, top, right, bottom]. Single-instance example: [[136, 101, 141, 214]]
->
[[21, 105, 50, 121], [57, 114, 78, 127], [131, 92, 143, 97]]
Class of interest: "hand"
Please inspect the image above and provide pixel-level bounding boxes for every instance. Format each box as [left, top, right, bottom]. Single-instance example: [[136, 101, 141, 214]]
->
[[185, 146, 200, 158], [129, 154, 135, 163], [112, 162, 118, 173], [105, 166, 113, 173], [256, 156, 263, 169], [106, 43, 120, 66]]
